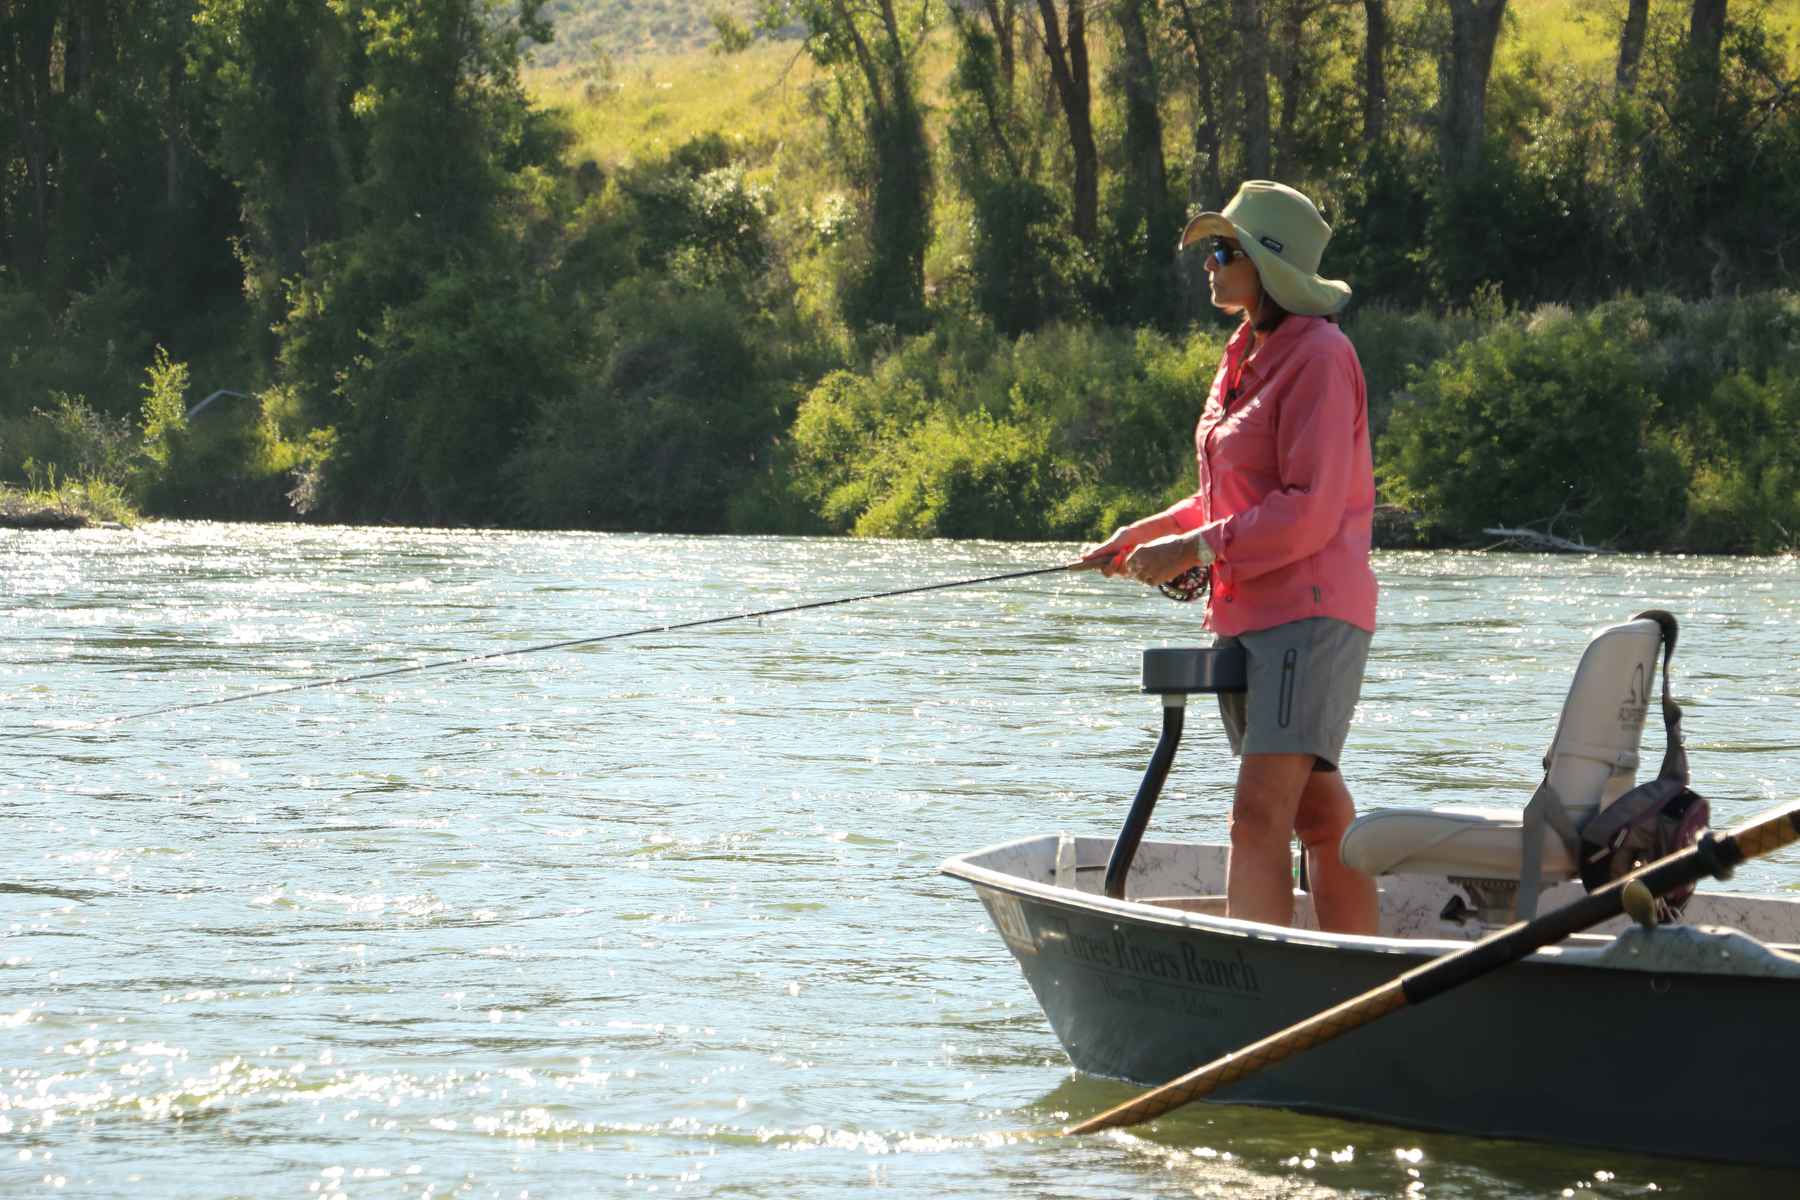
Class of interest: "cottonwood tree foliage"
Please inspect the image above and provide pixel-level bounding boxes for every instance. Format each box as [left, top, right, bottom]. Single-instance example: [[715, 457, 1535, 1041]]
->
[[746, 0, 935, 332], [249, 0, 573, 521], [943, 5, 1090, 334], [0, 0, 237, 362], [6, 0, 1800, 542]]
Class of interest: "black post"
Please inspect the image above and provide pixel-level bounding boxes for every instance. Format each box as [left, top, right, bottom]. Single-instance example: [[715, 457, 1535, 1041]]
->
[[1104, 696, 1186, 899]]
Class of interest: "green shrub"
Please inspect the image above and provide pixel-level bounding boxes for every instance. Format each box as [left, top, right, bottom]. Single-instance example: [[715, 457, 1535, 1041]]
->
[[783, 320, 1223, 540], [852, 408, 1049, 538], [1382, 306, 1686, 547], [1679, 369, 1800, 553], [616, 138, 776, 284], [504, 278, 788, 531], [1345, 298, 1503, 440], [22, 392, 139, 487], [131, 349, 296, 518], [1, 268, 152, 484]]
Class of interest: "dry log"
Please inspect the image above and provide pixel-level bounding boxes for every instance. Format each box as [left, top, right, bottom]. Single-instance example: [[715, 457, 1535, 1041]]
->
[[1481, 526, 1616, 554]]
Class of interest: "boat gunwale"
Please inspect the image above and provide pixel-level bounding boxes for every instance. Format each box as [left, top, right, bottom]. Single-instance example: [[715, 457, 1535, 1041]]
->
[[941, 832, 1800, 974], [940, 834, 1470, 961]]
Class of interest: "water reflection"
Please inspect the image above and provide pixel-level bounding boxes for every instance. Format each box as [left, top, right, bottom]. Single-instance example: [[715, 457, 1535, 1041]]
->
[[2, 527, 1796, 1196], [1030, 1076, 1793, 1198]]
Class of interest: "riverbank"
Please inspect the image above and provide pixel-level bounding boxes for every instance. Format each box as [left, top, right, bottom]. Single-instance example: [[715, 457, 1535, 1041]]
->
[[0, 501, 1682, 556], [0, 483, 134, 530]]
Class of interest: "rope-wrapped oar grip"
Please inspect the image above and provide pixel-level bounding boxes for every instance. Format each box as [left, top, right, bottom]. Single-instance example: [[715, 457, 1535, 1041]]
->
[[1727, 807, 1800, 862], [1061, 981, 1406, 1135]]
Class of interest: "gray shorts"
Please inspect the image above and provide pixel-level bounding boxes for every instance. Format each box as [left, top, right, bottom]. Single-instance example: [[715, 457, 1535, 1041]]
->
[[1215, 617, 1371, 770]]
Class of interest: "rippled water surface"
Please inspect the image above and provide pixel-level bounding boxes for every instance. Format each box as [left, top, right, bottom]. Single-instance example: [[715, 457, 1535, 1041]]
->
[[3, 525, 1797, 1197]]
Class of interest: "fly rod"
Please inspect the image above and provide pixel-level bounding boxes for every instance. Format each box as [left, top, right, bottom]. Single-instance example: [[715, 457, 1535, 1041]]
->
[[4, 559, 1100, 740]]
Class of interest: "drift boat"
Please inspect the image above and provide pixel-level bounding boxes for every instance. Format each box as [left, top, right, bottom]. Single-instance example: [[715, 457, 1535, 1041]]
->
[[942, 613, 1800, 1166]]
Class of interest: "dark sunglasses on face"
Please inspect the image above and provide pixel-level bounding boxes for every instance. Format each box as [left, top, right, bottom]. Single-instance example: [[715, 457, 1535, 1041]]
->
[[1209, 239, 1248, 269]]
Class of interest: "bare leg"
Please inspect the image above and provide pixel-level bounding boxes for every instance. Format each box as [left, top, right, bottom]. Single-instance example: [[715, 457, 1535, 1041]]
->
[[1294, 769, 1380, 935], [1225, 753, 1313, 926]]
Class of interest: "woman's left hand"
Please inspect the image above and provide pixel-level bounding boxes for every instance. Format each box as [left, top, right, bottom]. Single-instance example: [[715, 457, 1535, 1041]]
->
[[1123, 532, 1211, 588]]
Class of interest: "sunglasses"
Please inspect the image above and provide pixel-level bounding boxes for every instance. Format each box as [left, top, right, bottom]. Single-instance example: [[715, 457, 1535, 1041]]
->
[[1208, 238, 1249, 269]]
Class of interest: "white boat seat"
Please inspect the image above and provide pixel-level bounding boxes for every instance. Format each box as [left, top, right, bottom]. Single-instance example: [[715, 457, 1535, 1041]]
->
[[1339, 805, 1578, 878], [1342, 615, 1667, 918]]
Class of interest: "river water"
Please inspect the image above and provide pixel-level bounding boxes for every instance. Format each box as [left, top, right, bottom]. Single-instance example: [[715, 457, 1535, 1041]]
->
[[3, 525, 1796, 1198]]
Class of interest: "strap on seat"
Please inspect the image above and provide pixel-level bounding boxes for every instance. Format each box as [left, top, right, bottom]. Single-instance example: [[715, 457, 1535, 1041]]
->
[[1516, 609, 1684, 919]]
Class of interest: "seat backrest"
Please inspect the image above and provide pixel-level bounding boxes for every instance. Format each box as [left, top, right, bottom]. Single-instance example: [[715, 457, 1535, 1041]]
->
[[1538, 616, 1664, 823], [1338, 615, 1671, 920]]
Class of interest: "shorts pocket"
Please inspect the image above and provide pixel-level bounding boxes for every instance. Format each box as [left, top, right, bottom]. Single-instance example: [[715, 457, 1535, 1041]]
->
[[1278, 648, 1297, 728]]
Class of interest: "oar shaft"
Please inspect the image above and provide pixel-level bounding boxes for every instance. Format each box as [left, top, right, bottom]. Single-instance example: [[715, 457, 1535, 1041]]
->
[[1063, 981, 1406, 1135], [1064, 803, 1800, 1136], [1399, 815, 1772, 1005]]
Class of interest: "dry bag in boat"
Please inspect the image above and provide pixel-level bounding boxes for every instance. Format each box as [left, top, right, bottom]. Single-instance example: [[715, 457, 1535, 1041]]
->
[[1576, 610, 1710, 919]]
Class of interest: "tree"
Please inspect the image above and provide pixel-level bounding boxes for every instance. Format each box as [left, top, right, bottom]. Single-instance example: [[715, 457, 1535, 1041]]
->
[[1686, 0, 1728, 114], [191, 0, 355, 342], [1112, 0, 1167, 227], [1231, 0, 1273, 177], [1033, 0, 1099, 245], [1616, 0, 1649, 91], [753, 0, 934, 329], [943, 6, 1085, 333], [1362, 0, 1391, 149], [269, 0, 569, 521], [1105, 0, 1179, 322], [1437, 0, 1508, 180], [0, 0, 232, 326], [1170, 0, 1228, 208]]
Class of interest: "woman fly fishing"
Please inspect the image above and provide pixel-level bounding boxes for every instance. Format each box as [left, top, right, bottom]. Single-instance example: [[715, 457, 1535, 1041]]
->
[[1082, 180, 1379, 936]]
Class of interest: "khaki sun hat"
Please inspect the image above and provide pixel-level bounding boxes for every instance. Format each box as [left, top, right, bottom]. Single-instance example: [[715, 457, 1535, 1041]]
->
[[1178, 180, 1351, 317]]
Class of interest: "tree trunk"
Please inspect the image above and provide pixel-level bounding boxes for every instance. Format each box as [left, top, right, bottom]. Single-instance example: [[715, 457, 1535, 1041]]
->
[[1034, 0, 1098, 244], [869, 0, 931, 323], [1690, 0, 1728, 63], [1687, 0, 1728, 113], [1113, 0, 1168, 229], [831, 0, 889, 116], [1173, 0, 1225, 208], [1362, 0, 1390, 149], [980, 0, 1016, 88], [1231, 0, 1271, 178], [1615, 0, 1649, 91], [166, 59, 183, 210], [952, 2, 1022, 177], [1271, 0, 1315, 176], [1438, 0, 1508, 181]]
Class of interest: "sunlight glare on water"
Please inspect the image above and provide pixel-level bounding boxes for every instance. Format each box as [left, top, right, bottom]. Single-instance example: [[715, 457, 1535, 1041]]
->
[[2, 525, 1796, 1197]]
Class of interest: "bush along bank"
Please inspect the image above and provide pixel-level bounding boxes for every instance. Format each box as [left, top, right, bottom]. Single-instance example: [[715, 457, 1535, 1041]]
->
[[7, 276, 1796, 552], [750, 291, 1799, 554]]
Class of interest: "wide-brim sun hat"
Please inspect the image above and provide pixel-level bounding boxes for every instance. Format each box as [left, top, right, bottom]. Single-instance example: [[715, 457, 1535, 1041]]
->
[[1178, 180, 1351, 317]]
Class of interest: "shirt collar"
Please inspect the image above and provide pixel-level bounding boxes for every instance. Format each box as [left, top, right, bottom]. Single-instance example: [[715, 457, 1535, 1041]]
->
[[1228, 313, 1323, 365]]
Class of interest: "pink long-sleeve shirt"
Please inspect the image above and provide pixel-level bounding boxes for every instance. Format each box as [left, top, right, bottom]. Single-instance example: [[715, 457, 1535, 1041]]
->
[[1169, 315, 1378, 637]]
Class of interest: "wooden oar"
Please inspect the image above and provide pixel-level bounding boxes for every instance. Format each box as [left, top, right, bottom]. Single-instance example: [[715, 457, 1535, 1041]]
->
[[1062, 801, 1800, 1136]]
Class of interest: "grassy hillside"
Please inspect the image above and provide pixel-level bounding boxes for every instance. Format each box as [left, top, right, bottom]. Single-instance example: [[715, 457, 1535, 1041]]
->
[[534, 0, 751, 65], [534, 41, 825, 172], [532, 0, 1800, 184]]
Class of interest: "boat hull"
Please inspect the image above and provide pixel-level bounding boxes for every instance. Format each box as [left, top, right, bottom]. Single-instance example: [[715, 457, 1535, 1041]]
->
[[945, 836, 1800, 1167]]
